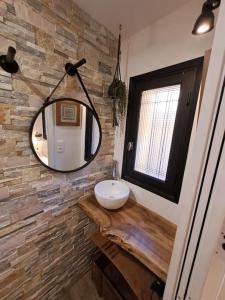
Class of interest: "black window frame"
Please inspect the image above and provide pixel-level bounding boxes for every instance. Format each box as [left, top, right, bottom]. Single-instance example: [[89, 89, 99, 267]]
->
[[122, 57, 203, 203]]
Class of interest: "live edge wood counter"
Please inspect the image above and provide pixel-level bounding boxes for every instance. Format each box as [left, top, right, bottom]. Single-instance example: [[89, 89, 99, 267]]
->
[[78, 196, 177, 282]]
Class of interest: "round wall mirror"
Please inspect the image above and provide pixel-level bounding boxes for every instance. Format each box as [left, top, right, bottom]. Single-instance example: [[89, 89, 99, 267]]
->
[[30, 98, 102, 173]]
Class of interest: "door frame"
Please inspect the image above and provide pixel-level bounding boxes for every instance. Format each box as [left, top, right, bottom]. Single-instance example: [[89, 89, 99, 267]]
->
[[163, 2, 225, 299]]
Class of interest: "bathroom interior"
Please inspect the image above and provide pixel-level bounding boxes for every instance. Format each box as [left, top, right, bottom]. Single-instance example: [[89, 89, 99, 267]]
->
[[0, 0, 225, 299]]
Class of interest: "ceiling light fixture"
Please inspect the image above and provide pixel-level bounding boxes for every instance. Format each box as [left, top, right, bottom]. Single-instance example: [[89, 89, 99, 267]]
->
[[192, 0, 221, 35]]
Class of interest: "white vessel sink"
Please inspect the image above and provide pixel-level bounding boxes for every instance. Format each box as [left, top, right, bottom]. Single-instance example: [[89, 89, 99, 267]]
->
[[94, 180, 130, 210]]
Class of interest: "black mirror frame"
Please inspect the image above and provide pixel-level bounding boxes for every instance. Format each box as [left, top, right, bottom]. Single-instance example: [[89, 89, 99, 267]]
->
[[29, 97, 102, 173]]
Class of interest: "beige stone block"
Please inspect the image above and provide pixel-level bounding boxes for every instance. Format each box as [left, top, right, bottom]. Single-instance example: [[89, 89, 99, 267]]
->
[[46, 53, 65, 71], [0, 36, 16, 54], [53, 0, 72, 22], [41, 0, 52, 8], [2, 20, 35, 43], [29, 95, 43, 108], [41, 16, 55, 36], [54, 39, 77, 60], [35, 29, 54, 52], [3, 169, 23, 179], [0, 230, 26, 255], [92, 71, 103, 86], [0, 83, 12, 91], [12, 78, 32, 95], [8, 182, 33, 199], [9, 194, 43, 223], [12, 78, 49, 98], [0, 1, 7, 14], [31, 176, 53, 190], [65, 75, 79, 90], [22, 167, 41, 182], [19, 66, 42, 81], [0, 186, 9, 200], [26, 41, 45, 53], [78, 41, 100, 71], [0, 218, 34, 239], [0, 214, 10, 228], [0, 68, 12, 78], [40, 74, 59, 86], [14, 0, 55, 36], [0, 155, 30, 169], [0, 104, 11, 125]]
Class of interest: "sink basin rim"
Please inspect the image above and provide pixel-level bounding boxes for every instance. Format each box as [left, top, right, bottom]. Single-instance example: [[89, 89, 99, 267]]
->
[[94, 180, 130, 210], [95, 180, 129, 199]]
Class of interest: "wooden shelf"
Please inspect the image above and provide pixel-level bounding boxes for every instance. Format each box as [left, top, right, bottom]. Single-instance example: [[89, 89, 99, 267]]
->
[[78, 196, 177, 282], [91, 232, 156, 300]]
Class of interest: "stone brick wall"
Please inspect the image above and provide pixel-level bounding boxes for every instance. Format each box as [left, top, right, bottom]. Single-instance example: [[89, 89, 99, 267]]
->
[[0, 0, 116, 299]]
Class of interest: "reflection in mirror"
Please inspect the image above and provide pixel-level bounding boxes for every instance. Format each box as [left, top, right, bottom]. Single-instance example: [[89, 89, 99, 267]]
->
[[31, 99, 101, 172]]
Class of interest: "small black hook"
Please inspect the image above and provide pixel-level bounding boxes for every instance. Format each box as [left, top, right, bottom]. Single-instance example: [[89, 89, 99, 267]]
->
[[65, 58, 86, 76], [0, 46, 19, 74]]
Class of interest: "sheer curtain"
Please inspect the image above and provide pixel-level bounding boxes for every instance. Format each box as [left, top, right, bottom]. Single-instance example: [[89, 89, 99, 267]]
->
[[135, 85, 180, 181]]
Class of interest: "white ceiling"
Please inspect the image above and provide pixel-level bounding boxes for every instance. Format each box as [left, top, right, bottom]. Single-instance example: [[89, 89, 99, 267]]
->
[[74, 0, 191, 38]]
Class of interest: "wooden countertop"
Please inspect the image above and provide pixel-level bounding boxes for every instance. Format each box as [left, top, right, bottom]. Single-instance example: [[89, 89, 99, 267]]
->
[[78, 196, 177, 282]]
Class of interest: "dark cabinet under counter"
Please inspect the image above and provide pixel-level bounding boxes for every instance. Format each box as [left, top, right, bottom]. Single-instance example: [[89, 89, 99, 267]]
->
[[91, 232, 160, 300], [92, 254, 137, 300]]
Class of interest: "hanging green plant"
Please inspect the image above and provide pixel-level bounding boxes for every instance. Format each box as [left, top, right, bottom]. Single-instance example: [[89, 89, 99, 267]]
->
[[108, 25, 127, 127]]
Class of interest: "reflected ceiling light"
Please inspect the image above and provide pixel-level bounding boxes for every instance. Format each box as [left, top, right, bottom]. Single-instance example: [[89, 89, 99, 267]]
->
[[192, 0, 221, 35]]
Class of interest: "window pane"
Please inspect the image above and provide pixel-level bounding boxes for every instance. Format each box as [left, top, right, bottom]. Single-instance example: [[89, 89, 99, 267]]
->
[[134, 85, 180, 181]]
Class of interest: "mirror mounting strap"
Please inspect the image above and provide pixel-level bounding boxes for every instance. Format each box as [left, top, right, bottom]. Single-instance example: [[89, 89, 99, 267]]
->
[[44, 71, 67, 104], [44, 58, 97, 117], [75, 69, 97, 116]]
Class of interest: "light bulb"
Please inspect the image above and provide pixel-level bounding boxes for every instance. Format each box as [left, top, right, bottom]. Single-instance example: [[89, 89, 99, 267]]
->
[[196, 23, 211, 34]]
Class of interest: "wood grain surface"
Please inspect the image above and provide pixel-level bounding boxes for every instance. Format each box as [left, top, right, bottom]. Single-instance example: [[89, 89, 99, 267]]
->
[[92, 232, 157, 300], [78, 196, 177, 281]]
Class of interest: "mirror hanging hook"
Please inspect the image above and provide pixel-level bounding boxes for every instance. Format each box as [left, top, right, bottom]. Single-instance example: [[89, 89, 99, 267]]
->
[[0, 46, 19, 74], [44, 58, 97, 117]]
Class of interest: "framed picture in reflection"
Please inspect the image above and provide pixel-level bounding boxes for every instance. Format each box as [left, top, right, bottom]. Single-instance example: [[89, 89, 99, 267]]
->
[[56, 101, 81, 126]]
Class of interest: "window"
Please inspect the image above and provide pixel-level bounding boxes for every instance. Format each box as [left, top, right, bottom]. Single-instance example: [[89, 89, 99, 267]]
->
[[122, 58, 203, 203], [135, 85, 180, 181]]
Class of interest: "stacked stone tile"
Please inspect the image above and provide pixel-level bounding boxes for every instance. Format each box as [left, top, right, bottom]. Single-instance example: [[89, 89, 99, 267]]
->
[[0, 0, 117, 299]]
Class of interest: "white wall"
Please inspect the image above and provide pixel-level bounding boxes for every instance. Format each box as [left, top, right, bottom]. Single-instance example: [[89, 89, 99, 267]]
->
[[201, 236, 225, 300], [53, 104, 86, 170], [92, 118, 100, 154], [32, 113, 48, 164], [46, 103, 86, 171], [163, 2, 225, 296], [114, 0, 215, 224]]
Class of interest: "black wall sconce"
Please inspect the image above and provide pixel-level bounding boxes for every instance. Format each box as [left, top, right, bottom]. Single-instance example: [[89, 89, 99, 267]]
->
[[192, 0, 221, 35], [0, 46, 19, 74]]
